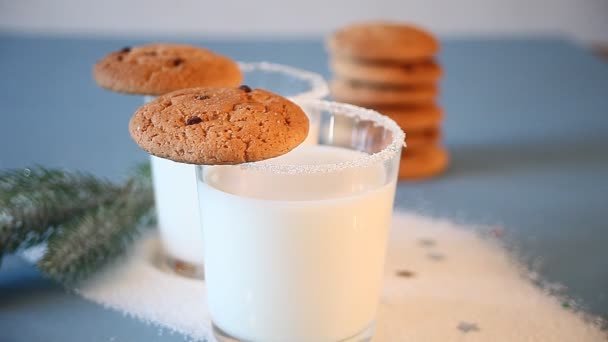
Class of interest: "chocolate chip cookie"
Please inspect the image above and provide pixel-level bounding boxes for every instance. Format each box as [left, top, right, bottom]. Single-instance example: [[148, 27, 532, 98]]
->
[[93, 44, 242, 95], [129, 86, 309, 164]]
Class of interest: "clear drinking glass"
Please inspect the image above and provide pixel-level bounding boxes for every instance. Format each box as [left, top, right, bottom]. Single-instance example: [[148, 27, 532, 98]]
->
[[146, 62, 328, 278], [196, 100, 404, 342]]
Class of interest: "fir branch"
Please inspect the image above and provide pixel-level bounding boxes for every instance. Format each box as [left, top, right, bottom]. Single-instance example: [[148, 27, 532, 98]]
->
[[0, 167, 122, 258], [38, 167, 155, 284]]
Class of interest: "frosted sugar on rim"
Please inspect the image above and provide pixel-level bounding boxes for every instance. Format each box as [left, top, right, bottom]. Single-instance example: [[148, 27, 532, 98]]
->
[[241, 100, 405, 175], [237, 61, 329, 101]]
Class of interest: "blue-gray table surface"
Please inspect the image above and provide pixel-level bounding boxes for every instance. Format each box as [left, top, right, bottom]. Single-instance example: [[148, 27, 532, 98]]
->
[[1, 34, 607, 342]]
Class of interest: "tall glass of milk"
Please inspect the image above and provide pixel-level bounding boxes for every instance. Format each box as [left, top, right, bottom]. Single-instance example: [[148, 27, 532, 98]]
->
[[196, 100, 404, 342], [147, 62, 328, 278]]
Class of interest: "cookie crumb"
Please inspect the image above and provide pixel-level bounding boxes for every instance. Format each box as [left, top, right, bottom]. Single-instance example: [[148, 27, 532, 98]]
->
[[186, 117, 203, 125], [174, 260, 197, 277], [396, 270, 415, 278], [427, 252, 445, 261], [239, 85, 252, 93], [491, 227, 504, 238], [418, 238, 436, 247], [457, 322, 480, 333]]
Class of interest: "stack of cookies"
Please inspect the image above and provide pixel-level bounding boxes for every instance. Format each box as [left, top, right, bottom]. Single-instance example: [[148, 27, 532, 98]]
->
[[328, 22, 448, 180]]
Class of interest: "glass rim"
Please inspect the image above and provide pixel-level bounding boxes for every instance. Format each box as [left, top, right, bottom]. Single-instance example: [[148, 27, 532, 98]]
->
[[143, 61, 328, 101], [237, 61, 329, 101], [234, 99, 405, 175]]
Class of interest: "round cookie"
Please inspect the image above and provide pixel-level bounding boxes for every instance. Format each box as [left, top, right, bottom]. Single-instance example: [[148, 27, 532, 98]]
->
[[377, 105, 442, 131], [399, 146, 449, 180], [330, 58, 442, 86], [328, 22, 439, 62], [93, 44, 242, 95], [129, 86, 309, 165], [331, 79, 437, 106], [405, 127, 442, 149]]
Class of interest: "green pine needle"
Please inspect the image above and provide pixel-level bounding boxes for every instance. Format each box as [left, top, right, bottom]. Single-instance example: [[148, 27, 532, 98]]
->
[[38, 176, 154, 285], [0, 167, 122, 258], [1, 163, 156, 284]]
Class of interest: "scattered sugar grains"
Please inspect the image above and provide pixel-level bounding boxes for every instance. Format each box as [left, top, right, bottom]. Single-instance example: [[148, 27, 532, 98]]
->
[[74, 212, 606, 342]]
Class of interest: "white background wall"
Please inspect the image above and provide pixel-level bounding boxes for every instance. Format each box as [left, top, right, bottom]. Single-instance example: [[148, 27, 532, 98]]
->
[[1, 0, 607, 43]]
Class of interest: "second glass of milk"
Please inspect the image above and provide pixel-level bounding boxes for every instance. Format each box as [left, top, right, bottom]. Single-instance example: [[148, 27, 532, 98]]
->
[[196, 100, 404, 342], [147, 62, 328, 278]]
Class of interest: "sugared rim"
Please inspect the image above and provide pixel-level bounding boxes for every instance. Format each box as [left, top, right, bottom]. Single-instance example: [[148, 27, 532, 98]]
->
[[237, 61, 329, 101], [240, 99, 405, 175]]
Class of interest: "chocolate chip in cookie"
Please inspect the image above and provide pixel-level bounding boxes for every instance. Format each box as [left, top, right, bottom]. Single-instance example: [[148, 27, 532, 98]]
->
[[172, 57, 184, 66]]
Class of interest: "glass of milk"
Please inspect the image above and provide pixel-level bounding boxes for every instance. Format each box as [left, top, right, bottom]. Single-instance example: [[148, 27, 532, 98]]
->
[[196, 100, 404, 342], [146, 62, 328, 278]]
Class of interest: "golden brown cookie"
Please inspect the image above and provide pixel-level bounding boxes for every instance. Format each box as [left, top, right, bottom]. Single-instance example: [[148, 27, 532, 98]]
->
[[129, 86, 309, 165], [331, 79, 437, 106], [377, 105, 442, 131], [330, 58, 442, 86], [328, 22, 439, 62], [399, 146, 449, 180], [93, 44, 242, 95], [405, 127, 442, 149]]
